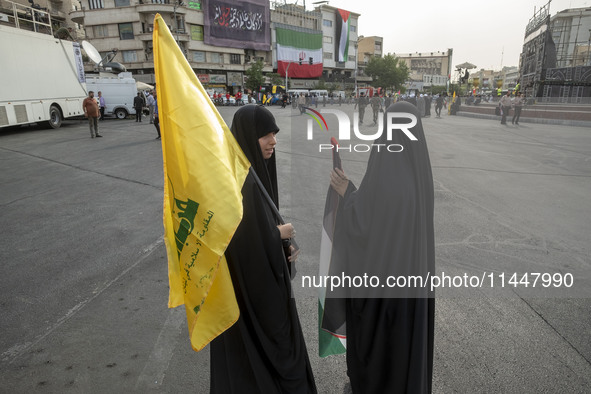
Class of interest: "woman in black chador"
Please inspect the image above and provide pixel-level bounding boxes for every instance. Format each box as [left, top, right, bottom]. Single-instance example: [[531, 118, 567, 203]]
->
[[330, 101, 435, 393], [210, 105, 317, 394]]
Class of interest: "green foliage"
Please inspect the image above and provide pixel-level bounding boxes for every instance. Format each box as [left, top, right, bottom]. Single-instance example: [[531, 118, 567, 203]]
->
[[267, 72, 284, 86], [430, 85, 448, 95], [245, 60, 265, 93], [314, 79, 328, 91], [365, 53, 409, 91]]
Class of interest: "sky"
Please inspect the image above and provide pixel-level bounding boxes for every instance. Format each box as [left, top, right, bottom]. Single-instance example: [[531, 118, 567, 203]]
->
[[304, 0, 591, 71]]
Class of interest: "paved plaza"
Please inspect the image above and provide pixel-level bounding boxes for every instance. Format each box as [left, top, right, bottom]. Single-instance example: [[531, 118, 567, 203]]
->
[[1, 105, 590, 393]]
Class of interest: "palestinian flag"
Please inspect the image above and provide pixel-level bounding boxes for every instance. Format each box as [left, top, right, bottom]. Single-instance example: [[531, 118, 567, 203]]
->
[[318, 137, 347, 357], [276, 27, 323, 78], [335, 9, 350, 62]]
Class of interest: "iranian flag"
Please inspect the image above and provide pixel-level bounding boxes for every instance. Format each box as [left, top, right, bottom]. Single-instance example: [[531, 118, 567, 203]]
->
[[318, 137, 346, 357], [335, 9, 350, 62], [276, 27, 323, 78]]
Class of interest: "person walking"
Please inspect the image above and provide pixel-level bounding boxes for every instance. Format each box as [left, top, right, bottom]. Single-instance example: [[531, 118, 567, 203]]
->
[[499, 91, 512, 125], [355, 93, 369, 124], [512, 93, 525, 125], [370, 95, 381, 124], [83, 91, 102, 138], [417, 94, 426, 118], [134, 92, 144, 122], [146, 90, 155, 124], [153, 90, 160, 139], [97, 91, 106, 120], [435, 94, 443, 118], [298, 93, 306, 114]]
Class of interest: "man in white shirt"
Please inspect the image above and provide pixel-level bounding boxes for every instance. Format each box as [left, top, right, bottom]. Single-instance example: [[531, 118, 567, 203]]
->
[[499, 91, 512, 125], [146, 91, 156, 124]]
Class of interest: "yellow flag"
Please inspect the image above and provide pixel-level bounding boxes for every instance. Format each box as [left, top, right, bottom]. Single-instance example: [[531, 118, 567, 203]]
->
[[153, 14, 250, 351]]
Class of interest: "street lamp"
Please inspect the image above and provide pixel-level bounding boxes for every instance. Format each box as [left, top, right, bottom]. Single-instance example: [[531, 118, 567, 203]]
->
[[355, 42, 359, 96], [285, 58, 303, 91]]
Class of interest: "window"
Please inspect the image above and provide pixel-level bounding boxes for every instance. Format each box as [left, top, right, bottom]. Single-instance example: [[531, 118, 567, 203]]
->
[[190, 25, 203, 40], [230, 54, 241, 64], [322, 19, 332, 27], [323, 36, 332, 43], [350, 25, 356, 32], [209, 52, 222, 63], [88, 0, 104, 10], [122, 50, 137, 62], [175, 16, 185, 33], [114, 0, 130, 7], [93, 25, 108, 38], [193, 51, 205, 63], [323, 52, 332, 59], [118, 23, 134, 40]]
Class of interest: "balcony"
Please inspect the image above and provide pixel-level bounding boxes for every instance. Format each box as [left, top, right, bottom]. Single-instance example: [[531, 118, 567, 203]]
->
[[136, 3, 186, 15], [69, 9, 84, 24]]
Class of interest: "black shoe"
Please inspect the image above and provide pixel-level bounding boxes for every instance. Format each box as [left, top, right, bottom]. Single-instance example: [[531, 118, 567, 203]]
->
[[515, 122, 519, 125], [91, 135, 94, 138], [96, 134, 103, 137], [156, 136, 161, 140]]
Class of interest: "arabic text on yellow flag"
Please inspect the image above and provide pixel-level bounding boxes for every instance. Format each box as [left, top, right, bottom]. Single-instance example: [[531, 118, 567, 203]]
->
[[153, 14, 250, 352]]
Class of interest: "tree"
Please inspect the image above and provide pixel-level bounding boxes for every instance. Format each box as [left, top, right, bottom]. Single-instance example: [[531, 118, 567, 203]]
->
[[365, 53, 409, 92], [267, 72, 284, 86], [245, 59, 265, 94]]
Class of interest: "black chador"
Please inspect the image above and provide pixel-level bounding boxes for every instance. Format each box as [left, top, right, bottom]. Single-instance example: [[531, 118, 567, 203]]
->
[[209, 106, 317, 394], [332, 101, 435, 393]]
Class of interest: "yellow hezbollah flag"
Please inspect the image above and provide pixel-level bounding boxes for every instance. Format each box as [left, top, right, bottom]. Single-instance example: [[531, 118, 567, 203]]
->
[[153, 14, 250, 351]]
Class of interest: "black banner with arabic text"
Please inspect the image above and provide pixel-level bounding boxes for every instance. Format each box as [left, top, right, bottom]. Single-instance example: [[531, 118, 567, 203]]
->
[[203, 0, 270, 51]]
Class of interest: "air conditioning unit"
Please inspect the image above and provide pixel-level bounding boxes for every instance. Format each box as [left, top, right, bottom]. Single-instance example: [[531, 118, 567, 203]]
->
[[0, 13, 9, 22]]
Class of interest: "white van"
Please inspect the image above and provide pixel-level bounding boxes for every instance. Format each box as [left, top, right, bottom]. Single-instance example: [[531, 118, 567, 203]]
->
[[287, 89, 309, 96], [85, 72, 138, 119], [309, 89, 328, 97]]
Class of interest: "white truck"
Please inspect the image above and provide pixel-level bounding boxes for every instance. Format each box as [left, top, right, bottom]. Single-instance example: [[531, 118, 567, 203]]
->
[[0, 1, 87, 129], [85, 73, 139, 119]]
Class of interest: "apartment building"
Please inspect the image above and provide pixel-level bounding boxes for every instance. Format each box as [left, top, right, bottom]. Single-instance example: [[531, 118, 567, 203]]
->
[[70, 0, 272, 92]]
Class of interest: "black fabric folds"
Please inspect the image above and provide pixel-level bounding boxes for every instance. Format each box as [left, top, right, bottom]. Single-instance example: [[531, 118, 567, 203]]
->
[[210, 105, 316, 394], [331, 101, 435, 393]]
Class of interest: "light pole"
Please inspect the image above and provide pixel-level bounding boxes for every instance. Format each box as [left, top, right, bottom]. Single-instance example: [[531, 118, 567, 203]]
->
[[354, 41, 358, 95], [285, 58, 303, 91], [173, 1, 185, 44], [285, 62, 291, 91]]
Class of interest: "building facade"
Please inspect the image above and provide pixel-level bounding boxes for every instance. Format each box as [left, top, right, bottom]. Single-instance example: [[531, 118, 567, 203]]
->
[[356, 35, 382, 85], [397, 49, 453, 92], [519, 4, 591, 102], [316, 4, 358, 88], [70, 0, 272, 92], [0, 0, 83, 37], [69, 1, 362, 93]]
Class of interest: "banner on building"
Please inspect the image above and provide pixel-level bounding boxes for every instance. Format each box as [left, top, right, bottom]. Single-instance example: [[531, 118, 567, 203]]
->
[[203, 0, 270, 51], [72, 42, 85, 83], [335, 9, 350, 62], [276, 27, 322, 79]]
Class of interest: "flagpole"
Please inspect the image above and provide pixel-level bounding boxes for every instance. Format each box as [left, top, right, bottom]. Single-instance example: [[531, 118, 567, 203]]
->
[[285, 62, 291, 91]]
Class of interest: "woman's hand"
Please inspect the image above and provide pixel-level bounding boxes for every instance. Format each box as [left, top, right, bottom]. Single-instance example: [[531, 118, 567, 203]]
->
[[278, 223, 295, 240], [330, 168, 349, 197]]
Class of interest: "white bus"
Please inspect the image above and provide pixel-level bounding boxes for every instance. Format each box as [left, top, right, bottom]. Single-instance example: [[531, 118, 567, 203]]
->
[[0, 1, 86, 129]]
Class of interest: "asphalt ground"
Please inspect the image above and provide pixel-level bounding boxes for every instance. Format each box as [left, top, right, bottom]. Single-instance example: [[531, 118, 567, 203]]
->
[[0, 105, 590, 393]]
